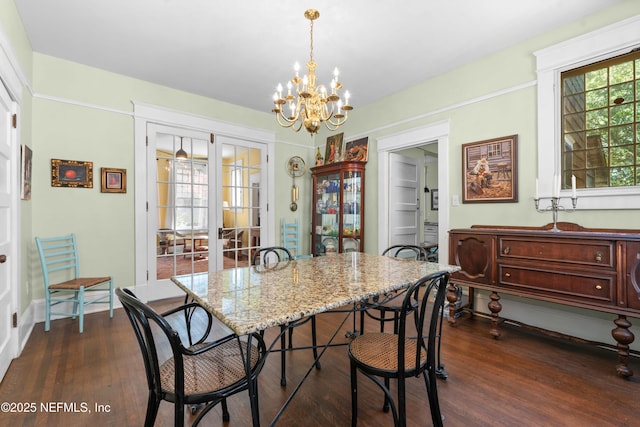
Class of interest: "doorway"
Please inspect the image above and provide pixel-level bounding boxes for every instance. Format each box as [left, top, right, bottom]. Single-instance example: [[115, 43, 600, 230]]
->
[[133, 103, 275, 301], [377, 120, 450, 264]]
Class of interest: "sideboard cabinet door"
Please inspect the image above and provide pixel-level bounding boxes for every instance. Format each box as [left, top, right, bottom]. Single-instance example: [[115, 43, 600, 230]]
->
[[449, 232, 495, 286]]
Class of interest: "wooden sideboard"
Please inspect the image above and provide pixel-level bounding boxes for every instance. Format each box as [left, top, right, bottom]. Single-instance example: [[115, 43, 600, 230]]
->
[[448, 222, 640, 378]]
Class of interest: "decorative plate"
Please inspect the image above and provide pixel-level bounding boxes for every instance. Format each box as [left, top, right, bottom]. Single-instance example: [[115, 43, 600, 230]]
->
[[287, 156, 307, 178], [322, 237, 338, 253]]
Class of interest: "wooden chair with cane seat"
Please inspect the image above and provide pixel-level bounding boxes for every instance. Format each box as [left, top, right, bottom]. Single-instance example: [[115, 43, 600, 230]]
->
[[35, 233, 113, 333], [349, 271, 450, 427], [252, 246, 320, 386], [116, 288, 267, 426]]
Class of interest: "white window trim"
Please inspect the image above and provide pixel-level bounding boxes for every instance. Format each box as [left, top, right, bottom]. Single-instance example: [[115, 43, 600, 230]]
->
[[534, 14, 640, 210]]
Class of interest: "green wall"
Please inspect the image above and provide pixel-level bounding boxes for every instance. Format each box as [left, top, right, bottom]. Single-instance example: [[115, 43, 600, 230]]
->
[[2, 0, 640, 346]]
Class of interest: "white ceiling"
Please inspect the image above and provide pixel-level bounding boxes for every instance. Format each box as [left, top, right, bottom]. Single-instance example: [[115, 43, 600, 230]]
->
[[14, 0, 622, 113]]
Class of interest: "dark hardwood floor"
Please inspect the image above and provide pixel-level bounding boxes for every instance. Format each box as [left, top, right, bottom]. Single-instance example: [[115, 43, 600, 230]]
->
[[1, 297, 639, 427]]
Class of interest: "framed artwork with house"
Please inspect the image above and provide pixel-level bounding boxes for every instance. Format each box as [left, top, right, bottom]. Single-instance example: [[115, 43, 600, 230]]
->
[[462, 135, 518, 203]]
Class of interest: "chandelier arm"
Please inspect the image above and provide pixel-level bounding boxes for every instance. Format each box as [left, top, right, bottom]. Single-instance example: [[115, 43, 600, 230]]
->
[[324, 116, 348, 129], [276, 113, 299, 128]]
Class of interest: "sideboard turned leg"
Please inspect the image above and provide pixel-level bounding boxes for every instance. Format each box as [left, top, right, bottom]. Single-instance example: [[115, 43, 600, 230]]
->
[[446, 283, 459, 325], [488, 291, 502, 338], [611, 315, 634, 378]]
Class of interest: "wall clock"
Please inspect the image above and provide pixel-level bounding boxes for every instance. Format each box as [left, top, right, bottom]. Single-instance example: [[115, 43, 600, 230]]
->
[[287, 156, 306, 211]]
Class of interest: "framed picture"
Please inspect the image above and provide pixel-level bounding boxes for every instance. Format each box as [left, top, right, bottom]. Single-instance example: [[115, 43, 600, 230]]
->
[[324, 132, 344, 164], [21, 145, 32, 200], [101, 167, 127, 193], [51, 159, 93, 188], [431, 189, 439, 210], [344, 137, 369, 162], [462, 135, 518, 203]]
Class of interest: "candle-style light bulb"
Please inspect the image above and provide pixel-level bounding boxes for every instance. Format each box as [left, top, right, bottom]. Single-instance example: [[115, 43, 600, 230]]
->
[[344, 90, 351, 104], [294, 62, 300, 76], [277, 83, 283, 98]]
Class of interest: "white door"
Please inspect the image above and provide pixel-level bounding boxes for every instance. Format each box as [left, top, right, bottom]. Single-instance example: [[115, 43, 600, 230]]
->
[[145, 125, 268, 300], [147, 125, 213, 299], [214, 135, 266, 270], [388, 153, 420, 245], [0, 79, 17, 381]]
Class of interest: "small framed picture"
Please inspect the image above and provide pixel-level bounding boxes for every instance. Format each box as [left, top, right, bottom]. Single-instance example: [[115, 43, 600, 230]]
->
[[344, 137, 369, 162], [21, 145, 32, 200], [324, 132, 344, 164], [431, 189, 439, 210], [101, 167, 126, 193], [51, 159, 93, 188], [462, 135, 518, 203]]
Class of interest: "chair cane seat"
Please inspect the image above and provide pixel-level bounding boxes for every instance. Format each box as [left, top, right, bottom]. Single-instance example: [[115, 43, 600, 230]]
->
[[349, 333, 425, 373], [159, 340, 260, 395], [48, 277, 112, 290]]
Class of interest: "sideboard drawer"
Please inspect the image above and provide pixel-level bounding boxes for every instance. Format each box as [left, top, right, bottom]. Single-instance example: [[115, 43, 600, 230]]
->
[[498, 264, 615, 304], [498, 237, 614, 268]]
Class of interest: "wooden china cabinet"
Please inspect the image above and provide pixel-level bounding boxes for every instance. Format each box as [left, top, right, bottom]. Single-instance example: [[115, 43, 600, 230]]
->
[[311, 161, 366, 256]]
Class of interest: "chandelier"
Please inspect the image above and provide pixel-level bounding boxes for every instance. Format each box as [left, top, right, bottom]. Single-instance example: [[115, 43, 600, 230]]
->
[[272, 9, 352, 135]]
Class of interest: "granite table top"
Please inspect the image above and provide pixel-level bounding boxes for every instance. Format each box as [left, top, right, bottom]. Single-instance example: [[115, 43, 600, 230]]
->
[[171, 252, 460, 336]]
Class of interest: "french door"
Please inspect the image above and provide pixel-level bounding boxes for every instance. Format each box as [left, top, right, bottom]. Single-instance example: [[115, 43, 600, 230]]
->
[[145, 123, 267, 299]]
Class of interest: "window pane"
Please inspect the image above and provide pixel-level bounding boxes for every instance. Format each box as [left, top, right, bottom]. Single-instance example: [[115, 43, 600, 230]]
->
[[610, 145, 634, 166], [586, 68, 607, 91], [564, 113, 585, 132], [586, 108, 608, 129], [587, 130, 608, 148], [586, 88, 607, 110], [611, 104, 634, 126], [563, 75, 584, 95], [564, 93, 584, 114], [611, 166, 634, 186], [610, 61, 634, 84], [610, 82, 634, 105], [610, 124, 634, 146], [586, 148, 607, 168]]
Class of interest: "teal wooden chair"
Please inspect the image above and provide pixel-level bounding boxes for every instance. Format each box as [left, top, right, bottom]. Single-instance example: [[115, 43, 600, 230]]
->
[[281, 219, 312, 259], [35, 234, 113, 333]]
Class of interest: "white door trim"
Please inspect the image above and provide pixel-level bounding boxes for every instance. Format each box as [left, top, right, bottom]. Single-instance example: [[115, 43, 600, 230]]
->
[[377, 120, 450, 263]]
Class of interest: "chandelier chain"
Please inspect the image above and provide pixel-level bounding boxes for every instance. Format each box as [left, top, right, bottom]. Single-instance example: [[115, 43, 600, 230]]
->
[[309, 19, 314, 63]]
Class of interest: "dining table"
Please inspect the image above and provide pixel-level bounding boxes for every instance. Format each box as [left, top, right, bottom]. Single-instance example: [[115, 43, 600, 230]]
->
[[171, 251, 460, 426]]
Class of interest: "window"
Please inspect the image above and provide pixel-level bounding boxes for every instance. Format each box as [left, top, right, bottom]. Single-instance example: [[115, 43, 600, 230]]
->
[[229, 160, 243, 207], [174, 160, 208, 230], [561, 51, 640, 189], [535, 15, 640, 210]]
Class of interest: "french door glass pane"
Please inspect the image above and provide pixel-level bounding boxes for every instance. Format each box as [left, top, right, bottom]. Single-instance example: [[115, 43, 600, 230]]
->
[[222, 143, 262, 269], [156, 135, 209, 279]]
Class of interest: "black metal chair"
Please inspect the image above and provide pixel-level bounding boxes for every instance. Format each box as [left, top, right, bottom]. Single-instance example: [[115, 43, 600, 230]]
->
[[348, 271, 449, 427], [116, 288, 267, 426], [361, 245, 428, 333], [252, 246, 320, 386], [361, 244, 448, 378]]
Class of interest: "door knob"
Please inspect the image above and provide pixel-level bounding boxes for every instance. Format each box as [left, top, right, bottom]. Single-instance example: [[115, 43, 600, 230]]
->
[[0, 254, 6, 263]]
